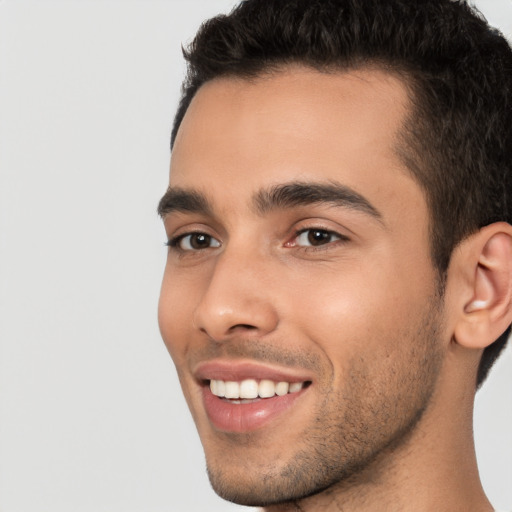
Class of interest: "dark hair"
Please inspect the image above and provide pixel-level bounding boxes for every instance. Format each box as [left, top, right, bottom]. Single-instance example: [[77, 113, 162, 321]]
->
[[171, 0, 512, 386]]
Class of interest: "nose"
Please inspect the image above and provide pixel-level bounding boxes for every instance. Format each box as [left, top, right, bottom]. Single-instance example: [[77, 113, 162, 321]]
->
[[193, 249, 279, 342]]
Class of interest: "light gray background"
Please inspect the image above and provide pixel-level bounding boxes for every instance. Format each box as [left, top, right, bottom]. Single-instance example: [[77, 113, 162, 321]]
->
[[0, 1, 511, 511]]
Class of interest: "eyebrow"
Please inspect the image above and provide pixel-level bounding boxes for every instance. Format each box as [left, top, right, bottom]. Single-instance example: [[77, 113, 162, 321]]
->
[[157, 181, 382, 221], [157, 187, 213, 218], [253, 181, 382, 220]]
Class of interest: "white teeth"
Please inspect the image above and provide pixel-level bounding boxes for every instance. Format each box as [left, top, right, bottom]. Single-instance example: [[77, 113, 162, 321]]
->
[[209, 378, 306, 399], [217, 380, 226, 397], [210, 379, 226, 397], [289, 382, 303, 393], [275, 381, 289, 396], [240, 379, 259, 399], [224, 381, 240, 399], [258, 379, 275, 398]]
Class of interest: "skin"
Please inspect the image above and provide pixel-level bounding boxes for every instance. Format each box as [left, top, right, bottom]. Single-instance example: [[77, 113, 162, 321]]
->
[[158, 67, 494, 511]]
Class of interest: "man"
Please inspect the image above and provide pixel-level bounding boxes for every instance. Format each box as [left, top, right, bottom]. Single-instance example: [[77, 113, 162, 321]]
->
[[157, 0, 512, 510]]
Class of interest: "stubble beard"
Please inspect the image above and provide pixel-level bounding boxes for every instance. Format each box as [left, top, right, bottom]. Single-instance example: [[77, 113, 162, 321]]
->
[[203, 298, 445, 508]]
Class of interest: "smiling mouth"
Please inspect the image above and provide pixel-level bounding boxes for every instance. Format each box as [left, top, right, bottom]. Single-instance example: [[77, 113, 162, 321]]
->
[[196, 361, 314, 431], [208, 378, 311, 403]]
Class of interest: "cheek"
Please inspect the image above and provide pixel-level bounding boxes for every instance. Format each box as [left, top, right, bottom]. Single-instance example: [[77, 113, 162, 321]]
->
[[158, 272, 206, 416], [158, 266, 201, 364], [284, 255, 436, 365]]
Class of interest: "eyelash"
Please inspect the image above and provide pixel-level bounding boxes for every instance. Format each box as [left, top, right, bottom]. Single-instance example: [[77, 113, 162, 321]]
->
[[289, 228, 349, 250], [166, 227, 349, 254], [166, 232, 220, 252]]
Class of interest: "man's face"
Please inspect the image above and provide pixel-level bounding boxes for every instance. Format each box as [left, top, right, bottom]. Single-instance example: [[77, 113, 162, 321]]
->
[[159, 68, 446, 506]]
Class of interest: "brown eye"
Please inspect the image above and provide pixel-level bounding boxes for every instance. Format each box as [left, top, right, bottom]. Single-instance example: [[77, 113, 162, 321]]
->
[[174, 233, 221, 251], [295, 229, 341, 247]]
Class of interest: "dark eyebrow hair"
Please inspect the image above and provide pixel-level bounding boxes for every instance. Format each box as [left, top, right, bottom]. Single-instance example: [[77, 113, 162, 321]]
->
[[157, 187, 213, 218], [253, 181, 382, 220]]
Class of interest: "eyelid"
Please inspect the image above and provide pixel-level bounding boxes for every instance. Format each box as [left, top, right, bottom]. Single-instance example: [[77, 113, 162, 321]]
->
[[294, 229, 342, 246], [166, 230, 221, 252], [285, 222, 351, 248], [164, 220, 219, 244]]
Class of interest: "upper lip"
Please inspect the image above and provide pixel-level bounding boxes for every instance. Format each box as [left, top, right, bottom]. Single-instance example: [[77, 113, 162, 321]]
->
[[194, 359, 314, 384]]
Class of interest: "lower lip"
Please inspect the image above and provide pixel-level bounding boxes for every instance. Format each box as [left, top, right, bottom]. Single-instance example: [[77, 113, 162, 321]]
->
[[202, 385, 307, 433]]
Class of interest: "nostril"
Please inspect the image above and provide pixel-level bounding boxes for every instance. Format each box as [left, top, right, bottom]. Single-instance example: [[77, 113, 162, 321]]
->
[[194, 295, 279, 341], [229, 324, 257, 332]]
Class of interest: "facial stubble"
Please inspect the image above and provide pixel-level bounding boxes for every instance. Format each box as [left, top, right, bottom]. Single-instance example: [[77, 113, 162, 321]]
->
[[202, 297, 445, 507]]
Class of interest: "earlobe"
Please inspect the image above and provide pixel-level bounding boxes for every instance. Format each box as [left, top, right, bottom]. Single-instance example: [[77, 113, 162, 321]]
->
[[454, 223, 512, 350]]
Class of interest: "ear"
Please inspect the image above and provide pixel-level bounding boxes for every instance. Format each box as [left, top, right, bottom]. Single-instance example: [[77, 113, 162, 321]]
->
[[453, 222, 512, 350]]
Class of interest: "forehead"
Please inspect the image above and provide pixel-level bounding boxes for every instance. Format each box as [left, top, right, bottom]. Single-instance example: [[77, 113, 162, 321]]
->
[[169, 66, 422, 222]]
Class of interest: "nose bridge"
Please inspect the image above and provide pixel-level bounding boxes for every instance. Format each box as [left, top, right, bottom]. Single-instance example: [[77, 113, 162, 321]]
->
[[193, 243, 278, 341]]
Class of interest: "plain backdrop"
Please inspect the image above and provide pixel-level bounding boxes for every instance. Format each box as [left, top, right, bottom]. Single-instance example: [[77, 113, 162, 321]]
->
[[0, 1, 511, 511]]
